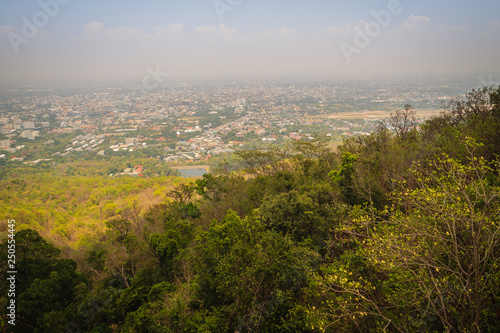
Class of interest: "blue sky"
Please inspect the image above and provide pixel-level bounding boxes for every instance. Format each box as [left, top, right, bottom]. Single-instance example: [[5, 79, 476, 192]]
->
[[1, 0, 499, 82], [2, 0, 499, 33]]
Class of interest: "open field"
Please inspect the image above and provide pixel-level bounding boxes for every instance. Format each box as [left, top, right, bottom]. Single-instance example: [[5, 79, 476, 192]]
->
[[303, 109, 444, 120], [171, 165, 211, 171]]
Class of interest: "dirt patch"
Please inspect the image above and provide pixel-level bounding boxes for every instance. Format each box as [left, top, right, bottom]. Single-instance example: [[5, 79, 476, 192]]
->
[[305, 109, 444, 120]]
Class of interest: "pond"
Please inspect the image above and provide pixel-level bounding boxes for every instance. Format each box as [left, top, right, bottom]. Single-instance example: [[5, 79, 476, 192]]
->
[[177, 168, 208, 178]]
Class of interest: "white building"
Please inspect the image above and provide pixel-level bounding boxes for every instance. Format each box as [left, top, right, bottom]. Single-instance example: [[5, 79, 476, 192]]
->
[[125, 137, 138, 146], [234, 98, 247, 113], [20, 130, 39, 140], [0, 139, 10, 148], [23, 121, 35, 129]]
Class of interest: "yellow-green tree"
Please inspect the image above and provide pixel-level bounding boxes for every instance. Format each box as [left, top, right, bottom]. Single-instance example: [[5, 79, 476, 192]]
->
[[315, 138, 500, 332]]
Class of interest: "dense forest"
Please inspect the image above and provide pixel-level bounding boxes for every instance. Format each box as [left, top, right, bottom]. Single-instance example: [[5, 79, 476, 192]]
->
[[1, 86, 500, 332], [0, 175, 191, 248]]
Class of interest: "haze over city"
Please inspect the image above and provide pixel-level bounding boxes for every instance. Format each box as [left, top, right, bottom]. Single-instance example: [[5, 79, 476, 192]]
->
[[3, 1, 500, 332], [1, 0, 500, 83]]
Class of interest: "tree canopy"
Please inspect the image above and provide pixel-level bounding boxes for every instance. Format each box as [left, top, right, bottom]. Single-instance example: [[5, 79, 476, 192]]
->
[[1, 86, 500, 332]]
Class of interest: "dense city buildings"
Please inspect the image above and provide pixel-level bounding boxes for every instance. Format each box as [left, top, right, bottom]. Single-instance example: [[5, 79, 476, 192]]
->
[[0, 77, 479, 165]]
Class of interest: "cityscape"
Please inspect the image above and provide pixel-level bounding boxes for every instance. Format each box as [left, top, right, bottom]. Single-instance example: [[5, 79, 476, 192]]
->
[[1, 0, 500, 332], [0, 77, 482, 168]]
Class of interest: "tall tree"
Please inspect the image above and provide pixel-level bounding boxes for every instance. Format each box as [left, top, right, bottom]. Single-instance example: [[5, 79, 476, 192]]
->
[[319, 138, 500, 332]]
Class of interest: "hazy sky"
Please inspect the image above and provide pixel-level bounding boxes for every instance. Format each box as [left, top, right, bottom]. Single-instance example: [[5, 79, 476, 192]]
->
[[1, 0, 499, 83]]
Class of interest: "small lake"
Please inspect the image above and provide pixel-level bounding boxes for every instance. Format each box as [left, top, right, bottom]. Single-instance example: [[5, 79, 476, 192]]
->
[[177, 168, 208, 178]]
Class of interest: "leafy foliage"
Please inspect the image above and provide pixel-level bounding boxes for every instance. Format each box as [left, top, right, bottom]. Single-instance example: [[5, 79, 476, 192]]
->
[[1, 86, 500, 332]]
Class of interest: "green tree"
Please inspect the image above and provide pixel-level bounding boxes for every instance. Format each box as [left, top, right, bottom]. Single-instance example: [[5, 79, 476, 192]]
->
[[423, 86, 500, 163], [319, 138, 500, 332], [0, 230, 87, 332], [194, 210, 319, 332]]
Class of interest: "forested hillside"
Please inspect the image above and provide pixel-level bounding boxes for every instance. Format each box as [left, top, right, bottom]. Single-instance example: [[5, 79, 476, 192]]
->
[[1, 86, 500, 332], [0, 175, 190, 248]]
